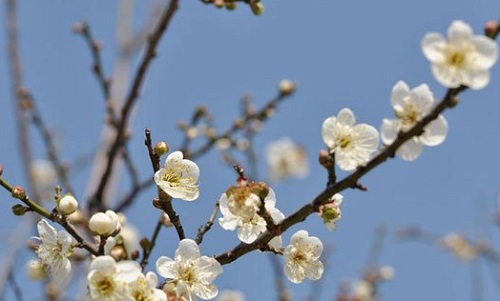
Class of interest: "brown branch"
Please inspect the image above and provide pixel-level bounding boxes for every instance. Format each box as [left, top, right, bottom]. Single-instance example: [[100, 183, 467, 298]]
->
[[195, 201, 220, 244], [214, 86, 467, 265], [74, 21, 116, 124], [89, 0, 179, 212], [5, 0, 39, 202], [113, 178, 154, 213], [18, 89, 74, 194], [145, 128, 185, 241]]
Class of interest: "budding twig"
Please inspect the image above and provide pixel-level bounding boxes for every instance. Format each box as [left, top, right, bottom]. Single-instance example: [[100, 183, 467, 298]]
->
[[195, 201, 220, 244]]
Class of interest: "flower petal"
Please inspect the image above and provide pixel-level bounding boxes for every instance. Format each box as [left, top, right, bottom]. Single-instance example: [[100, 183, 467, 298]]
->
[[448, 20, 473, 43], [321, 116, 338, 149], [464, 68, 491, 90], [431, 63, 461, 88], [380, 119, 400, 145], [396, 138, 423, 161], [391, 81, 410, 109], [421, 33, 447, 63], [156, 256, 176, 279], [337, 108, 356, 127], [175, 239, 201, 262], [409, 84, 434, 114], [471, 36, 499, 69], [421, 115, 448, 146]]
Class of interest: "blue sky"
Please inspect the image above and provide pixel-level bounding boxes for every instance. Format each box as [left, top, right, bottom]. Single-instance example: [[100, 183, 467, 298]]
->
[[2, 1, 500, 300]]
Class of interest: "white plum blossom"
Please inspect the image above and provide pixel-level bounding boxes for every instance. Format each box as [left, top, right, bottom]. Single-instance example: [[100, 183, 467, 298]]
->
[[265, 137, 309, 182], [156, 239, 223, 301], [283, 230, 324, 284], [129, 272, 167, 301], [87, 255, 142, 301], [317, 193, 343, 230], [34, 219, 75, 284], [322, 108, 379, 171], [422, 20, 498, 89], [381, 81, 448, 161], [217, 290, 246, 301], [218, 185, 284, 244], [154, 151, 200, 201], [89, 210, 120, 236]]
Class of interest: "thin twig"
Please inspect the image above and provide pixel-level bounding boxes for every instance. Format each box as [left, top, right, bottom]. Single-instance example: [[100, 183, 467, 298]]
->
[[7, 269, 22, 301], [145, 128, 186, 240], [140, 215, 163, 269], [195, 201, 220, 244], [89, 0, 179, 212], [18, 90, 74, 194]]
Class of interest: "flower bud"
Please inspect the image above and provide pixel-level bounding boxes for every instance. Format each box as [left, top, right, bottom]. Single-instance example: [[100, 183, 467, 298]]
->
[[0, 164, 4, 176], [251, 2, 264, 15], [278, 79, 296, 96], [214, 0, 224, 8], [26, 260, 46, 281], [379, 265, 395, 281], [57, 194, 78, 215], [89, 210, 119, 236], [161, 212, 173, 227], [484, 20, 497, 37], [12, 186, 26, 199], [225, 1, 236, 10], [154, 141, 169, 156]]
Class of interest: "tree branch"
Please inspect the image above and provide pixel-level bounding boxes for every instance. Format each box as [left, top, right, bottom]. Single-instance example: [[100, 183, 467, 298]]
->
[[89, 0, 180, 212]]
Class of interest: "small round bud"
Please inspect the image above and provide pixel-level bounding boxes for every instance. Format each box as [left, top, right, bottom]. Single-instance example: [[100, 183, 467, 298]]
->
[[57, 194, 78, 215], [186, 127, 199, 139], [154, 141, 170, 156], [89, 210, 119, 236], [278, 79, 296, 96], [12, 204, 29, 216], [225, 1, 236, 10], [215, 138, 232, 151], [484, 20, 497, 37], [214, 0, 225, 8], [72, 22, 85, 34], [251, 2, 264, 15], [0, 164, 4, 176], [379, 265, 395, 281], [12, 186, 26, 199], [26, 260, 46, 281]]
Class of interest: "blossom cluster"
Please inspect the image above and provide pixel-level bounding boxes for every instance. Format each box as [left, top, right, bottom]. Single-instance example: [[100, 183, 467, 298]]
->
[[19, 19, 499, 301]]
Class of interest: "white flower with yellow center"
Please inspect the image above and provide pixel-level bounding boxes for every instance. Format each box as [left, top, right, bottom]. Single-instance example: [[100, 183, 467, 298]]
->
[[265, 137, 309, 182], [154, 151, 200, 201], [381, 81, 448, 161], [422, 20, 498, 89], [218, 186, 284, 244], [129, 272, 167, 301], [34, 219, 75, 284], [322, 108, 379, 171], [156, 239, 223, 301], [87, 255, 142, 301], [283, 230, 324, 284]]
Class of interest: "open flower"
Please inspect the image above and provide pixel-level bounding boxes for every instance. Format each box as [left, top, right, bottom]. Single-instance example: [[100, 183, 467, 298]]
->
[[381, 81, 448, 161], [265, 137, 309, 182], [156, 239, 222, 300], [87, 255, 142, 301], [154, 151, 200, 201], [129, 272, 167, 301], [218, 185, 284, 244], [34, 219, 75, 284], [283, 230, 324, 283], [422, 20, 498, 89], [322, 108, 379, 171]]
